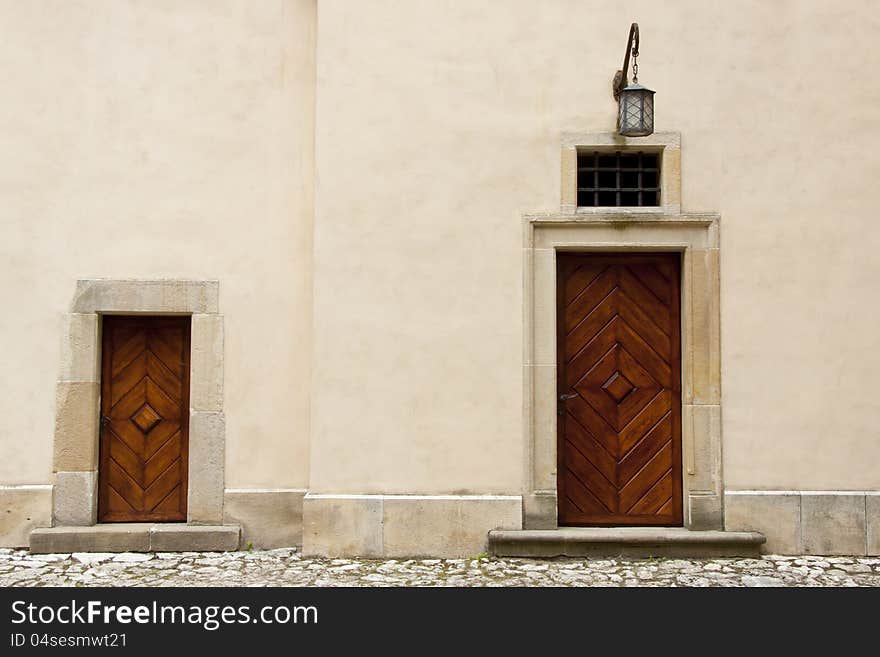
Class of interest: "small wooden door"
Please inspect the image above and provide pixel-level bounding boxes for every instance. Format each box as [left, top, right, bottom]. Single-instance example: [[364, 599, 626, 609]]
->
[[98, 316, 190, 522], [557, 253, 682, 526]]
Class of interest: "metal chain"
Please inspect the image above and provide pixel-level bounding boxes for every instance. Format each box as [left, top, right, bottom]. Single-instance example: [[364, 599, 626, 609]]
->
[[632, 48, 639, 84]]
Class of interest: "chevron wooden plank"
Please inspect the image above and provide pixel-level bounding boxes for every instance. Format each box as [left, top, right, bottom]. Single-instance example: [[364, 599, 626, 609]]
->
[[152, 485, 184, 515], [563, 471, 609, 518], [109, 379, 147, 421], [145, 378, 181, 420], [565, 267, 616, 333], [144, 432, 182, 487], [107, 422, 144, 460], [99, 316, 190, 523], [145, 422, 180, 460], [563, 443, 618, 514], [619, 414, 673, 485], [616, 287, 671, 358], [574, 346, 620, 429], [564, 396, 617, 457], [565, 319, 617, 387], [619, 441, 673, 513], [145, 460, 182, 511], [619, 390, 672, 455], [564, 263, 606, 306], [106, 458, 145, 511], [109, 435, 144, 483], [110, 330, 147, 378], [147, 351, 183, 400], [106, 485, 136, 514], [149, 328, 186, 379], [619, 265, 671, 335], [557, 253, 682, 526], [616, 317, 673, 388], [564, 417, 617, 484], [110, 352, 148, 406], [629, 470, 675, 515], [566, 295, 616, 362], [614, 347, 662, 429], [628, 263, 673, 307]]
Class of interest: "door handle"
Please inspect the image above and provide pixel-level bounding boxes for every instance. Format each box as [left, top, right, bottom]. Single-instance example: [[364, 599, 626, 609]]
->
[[558, 392, 578, 415]]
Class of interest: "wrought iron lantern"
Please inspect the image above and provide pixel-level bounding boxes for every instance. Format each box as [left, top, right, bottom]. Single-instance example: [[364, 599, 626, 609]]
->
[[613, 23, 654, 137]]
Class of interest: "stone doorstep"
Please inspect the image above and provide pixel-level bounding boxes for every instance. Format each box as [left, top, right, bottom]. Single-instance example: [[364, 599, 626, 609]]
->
[[488, 527, 767, 558], [29, 524, 241, 554]]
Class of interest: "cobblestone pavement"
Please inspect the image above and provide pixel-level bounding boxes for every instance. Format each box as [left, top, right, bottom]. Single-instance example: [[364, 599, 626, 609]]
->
[[1, 548, 878, 587]]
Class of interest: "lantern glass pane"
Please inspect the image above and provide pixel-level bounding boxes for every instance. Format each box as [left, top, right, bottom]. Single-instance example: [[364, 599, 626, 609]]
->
[[618, 87, 654, 137]]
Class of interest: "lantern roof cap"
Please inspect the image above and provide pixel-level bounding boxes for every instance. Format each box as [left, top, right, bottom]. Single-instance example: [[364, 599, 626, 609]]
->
[[621, 82, 655, 93]]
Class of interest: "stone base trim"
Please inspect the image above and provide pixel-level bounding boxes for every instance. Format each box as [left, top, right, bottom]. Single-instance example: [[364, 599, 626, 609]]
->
[[725, 490, 880, 555], [302, 494, 522, 558], [53, 472, 97, 526], [29, 524, 240, 554], [489, 527, 765, 558], [523, 492, 557, 529], [223, 488, 306, 549], [0, 486, 52, 548]]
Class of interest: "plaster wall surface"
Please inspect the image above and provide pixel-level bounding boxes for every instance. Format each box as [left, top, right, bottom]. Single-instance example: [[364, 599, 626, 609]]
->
[[2, 2, 880, 549], [310, 0, 880, 494], [0, 1, 316, 495]]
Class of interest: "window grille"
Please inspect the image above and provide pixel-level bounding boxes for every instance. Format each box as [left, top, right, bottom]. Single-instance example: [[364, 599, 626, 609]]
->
[[577, 151, 660, 207]]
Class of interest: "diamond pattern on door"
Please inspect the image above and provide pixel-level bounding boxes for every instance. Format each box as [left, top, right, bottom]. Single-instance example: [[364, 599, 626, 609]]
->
[[98, 316, 190, 522], [557, 254, 682, 526]]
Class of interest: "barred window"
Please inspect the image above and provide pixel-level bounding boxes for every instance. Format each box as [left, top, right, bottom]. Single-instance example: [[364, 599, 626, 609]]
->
[[577, 151, 660, 207]]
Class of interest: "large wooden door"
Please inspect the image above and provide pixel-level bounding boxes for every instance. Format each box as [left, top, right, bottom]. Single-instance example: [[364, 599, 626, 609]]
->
[[557, 253, 682, 526], [98, 316, 190, 522]]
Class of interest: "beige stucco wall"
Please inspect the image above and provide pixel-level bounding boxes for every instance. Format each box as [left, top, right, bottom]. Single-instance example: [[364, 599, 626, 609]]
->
[[0, 1, 315, 490], [310, 0, 880, 495], [2, 0, 879, 538]]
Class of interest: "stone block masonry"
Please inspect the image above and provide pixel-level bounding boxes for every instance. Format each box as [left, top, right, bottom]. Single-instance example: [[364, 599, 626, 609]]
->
[[725, 491, 879, 555]]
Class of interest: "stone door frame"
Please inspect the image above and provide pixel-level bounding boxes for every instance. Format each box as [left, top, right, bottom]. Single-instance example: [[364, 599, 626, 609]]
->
[[522, 131, 723, 530], [52, 279, 225, 526]]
